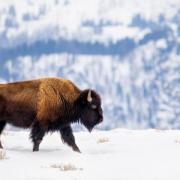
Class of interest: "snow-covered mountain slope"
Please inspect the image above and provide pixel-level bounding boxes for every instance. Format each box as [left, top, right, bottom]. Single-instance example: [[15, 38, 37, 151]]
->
[[0, 0, 179, 48], [1, 129, 180, 180], [0, 0, 179, 129]]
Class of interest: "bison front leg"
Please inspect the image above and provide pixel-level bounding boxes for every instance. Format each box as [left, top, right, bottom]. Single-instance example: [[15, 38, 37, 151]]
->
[[60, 126, 81, 153], [30, 122, 45, 152]]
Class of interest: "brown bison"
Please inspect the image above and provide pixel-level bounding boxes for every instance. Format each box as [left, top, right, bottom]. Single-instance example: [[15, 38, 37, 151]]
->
[[0, 78, 103, 152]]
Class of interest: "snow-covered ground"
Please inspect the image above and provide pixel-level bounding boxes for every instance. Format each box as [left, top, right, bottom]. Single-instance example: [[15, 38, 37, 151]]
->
[[1, 129, 180, 180]]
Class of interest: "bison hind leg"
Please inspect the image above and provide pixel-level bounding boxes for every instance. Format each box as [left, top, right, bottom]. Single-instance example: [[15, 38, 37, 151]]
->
[[0, 121, 6, 149], [30, 122, 45, 152]]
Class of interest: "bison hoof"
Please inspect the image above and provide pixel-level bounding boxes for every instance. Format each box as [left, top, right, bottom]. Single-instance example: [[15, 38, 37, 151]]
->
[[73, 146, 81, 153], [33, 148, 39, 152]]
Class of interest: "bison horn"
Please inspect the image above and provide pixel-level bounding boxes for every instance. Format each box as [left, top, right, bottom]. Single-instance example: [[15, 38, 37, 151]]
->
[[87, 90, 92, 102]]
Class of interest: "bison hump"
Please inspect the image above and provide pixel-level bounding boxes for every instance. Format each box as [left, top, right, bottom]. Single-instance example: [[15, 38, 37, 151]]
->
[[36, 78, 80, 123]]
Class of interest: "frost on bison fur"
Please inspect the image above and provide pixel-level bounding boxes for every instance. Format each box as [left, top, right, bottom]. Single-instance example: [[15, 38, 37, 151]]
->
[[0, 78, 103, 152]]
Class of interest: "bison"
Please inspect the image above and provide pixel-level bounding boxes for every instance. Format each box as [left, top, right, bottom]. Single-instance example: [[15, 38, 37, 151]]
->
[[0, 78, 103, 152]]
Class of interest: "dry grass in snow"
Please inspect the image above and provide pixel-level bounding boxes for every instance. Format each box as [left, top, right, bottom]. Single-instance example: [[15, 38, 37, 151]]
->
[[51, 163, 83, 171]]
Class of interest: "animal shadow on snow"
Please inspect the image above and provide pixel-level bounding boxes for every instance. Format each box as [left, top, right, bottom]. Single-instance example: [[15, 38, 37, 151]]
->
[[6, 146, 63, 153]]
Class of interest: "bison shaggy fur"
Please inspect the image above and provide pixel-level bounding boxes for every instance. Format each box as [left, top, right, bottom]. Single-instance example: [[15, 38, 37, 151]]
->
[[0, 78, 103, 152]]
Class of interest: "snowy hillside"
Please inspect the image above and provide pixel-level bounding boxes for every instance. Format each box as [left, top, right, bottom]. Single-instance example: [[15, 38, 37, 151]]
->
[[0, 0, 180, 129], [1, 129, 180, 180]]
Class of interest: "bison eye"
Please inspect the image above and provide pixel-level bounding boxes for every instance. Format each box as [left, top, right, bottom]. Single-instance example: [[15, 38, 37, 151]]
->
[[91, 104, 97, 109]]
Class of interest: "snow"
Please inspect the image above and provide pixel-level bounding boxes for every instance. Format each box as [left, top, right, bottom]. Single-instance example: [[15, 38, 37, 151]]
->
[[156, 39, 167, 49], [1, 129, 180, 180]]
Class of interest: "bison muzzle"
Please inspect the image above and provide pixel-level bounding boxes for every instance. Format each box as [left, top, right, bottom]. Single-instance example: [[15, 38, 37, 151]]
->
[[0, 78, 103, 152]]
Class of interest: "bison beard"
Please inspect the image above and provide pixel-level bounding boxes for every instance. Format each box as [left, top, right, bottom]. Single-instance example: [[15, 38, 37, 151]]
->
[[0, 78, 103, 152]]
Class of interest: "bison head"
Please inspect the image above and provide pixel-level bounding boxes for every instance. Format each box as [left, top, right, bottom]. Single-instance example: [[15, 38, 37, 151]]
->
[[76, 89, 103, 132]]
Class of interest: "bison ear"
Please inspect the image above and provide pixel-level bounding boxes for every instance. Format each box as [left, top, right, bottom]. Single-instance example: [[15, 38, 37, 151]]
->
[[87, 90, 92, 103]]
